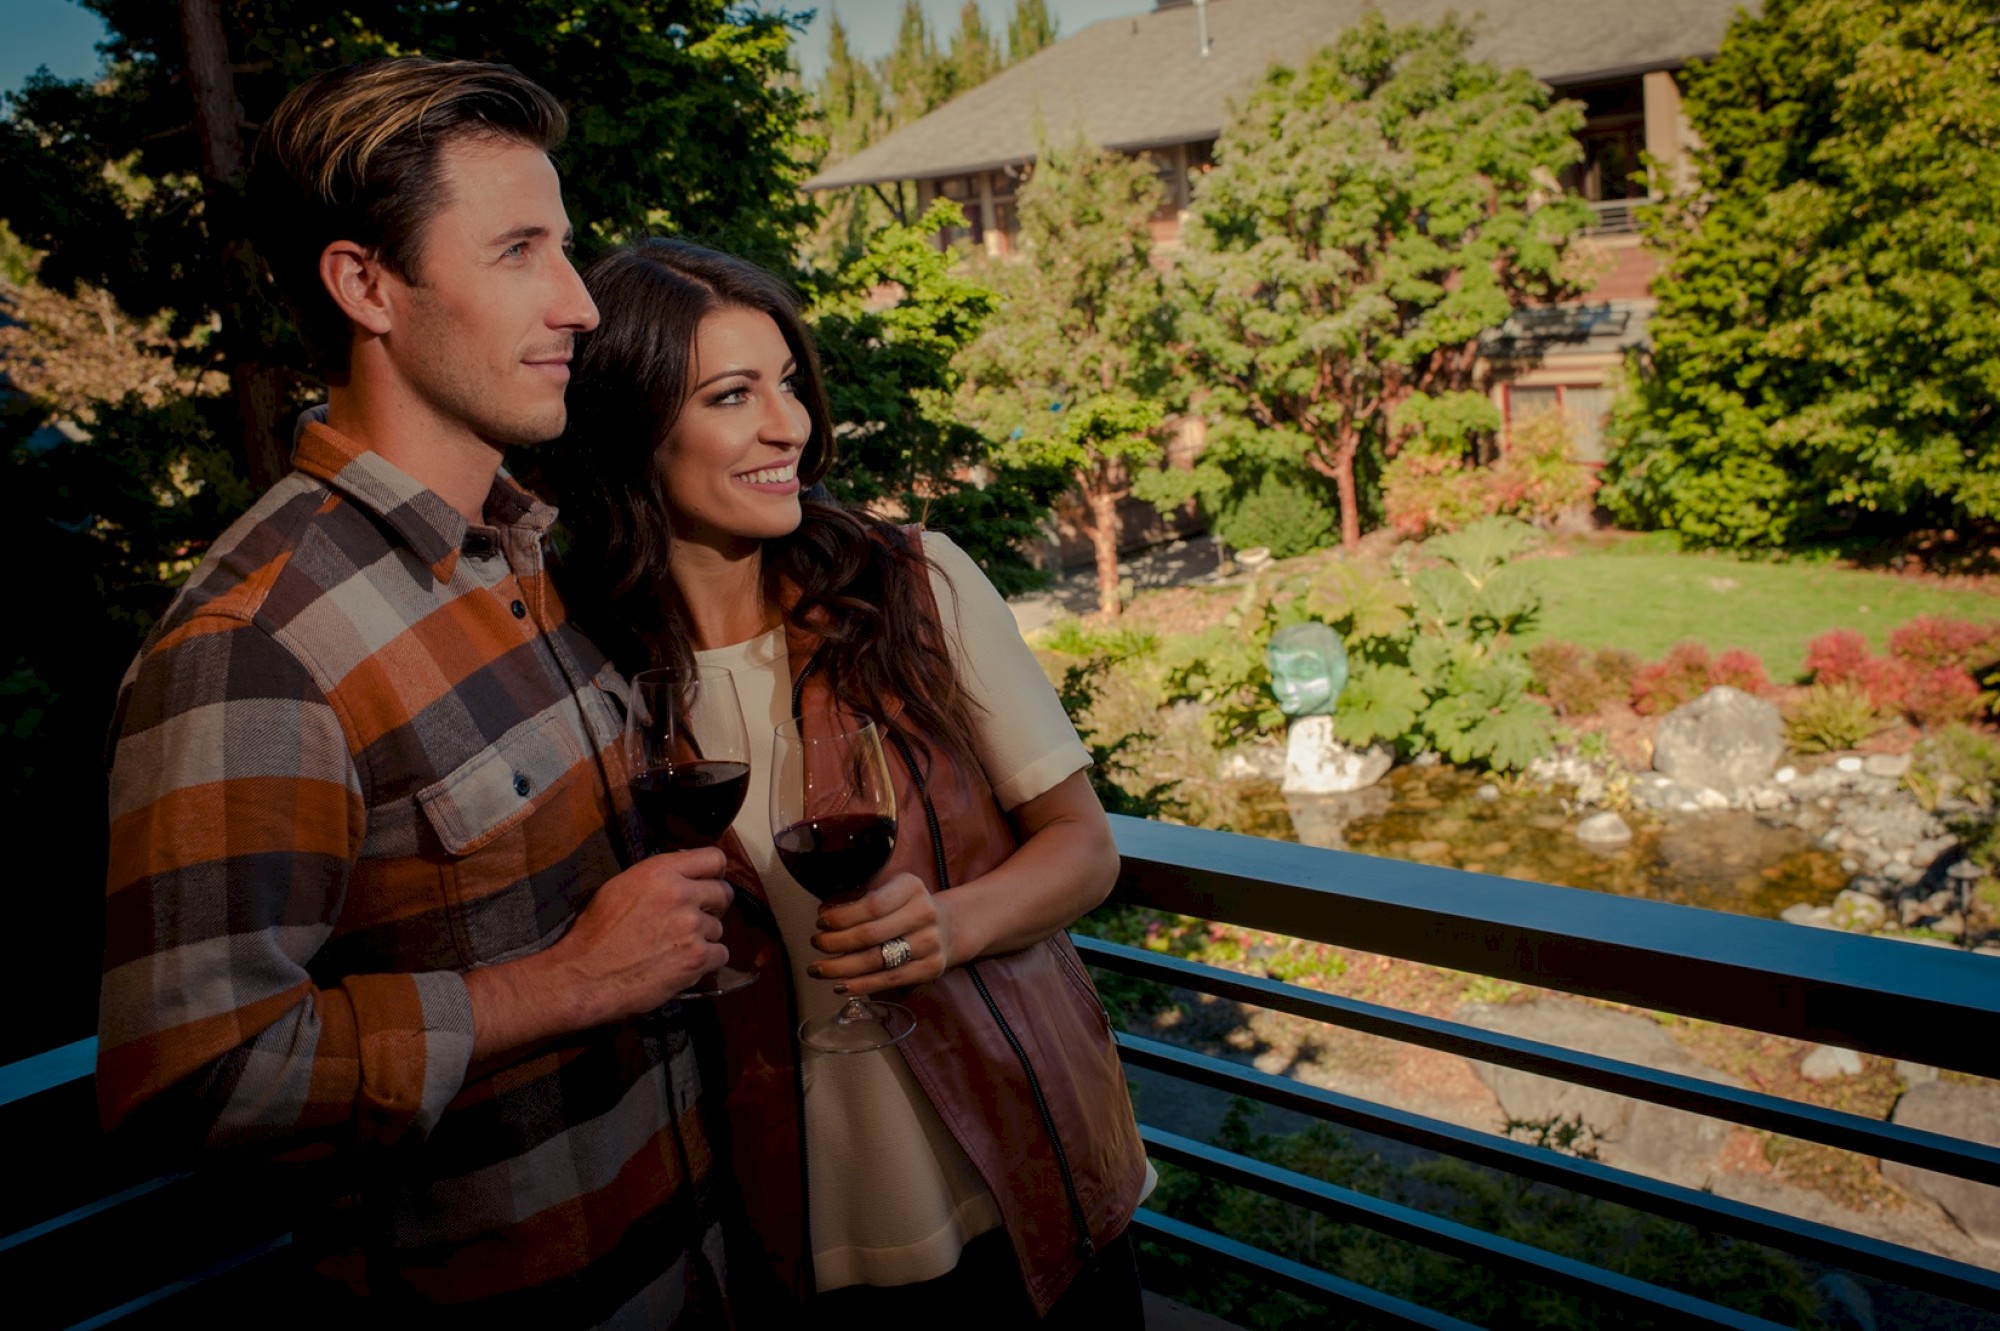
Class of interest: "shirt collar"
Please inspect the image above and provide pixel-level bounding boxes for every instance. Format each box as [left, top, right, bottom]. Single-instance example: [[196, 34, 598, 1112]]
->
[[292, 420, 557, 576]]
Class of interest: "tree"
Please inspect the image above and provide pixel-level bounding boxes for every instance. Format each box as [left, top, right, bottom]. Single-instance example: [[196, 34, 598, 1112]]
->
[[946, 1, 1003, 96], [810, 200, 1065, 597], [1, 0, 815, 489], [958, 139, 1175, 617], [882, 0, 950, 125], [1006, 0, 1059, 63], [1170, 13, 1588, 550], [1602, 0, 2000, 548]]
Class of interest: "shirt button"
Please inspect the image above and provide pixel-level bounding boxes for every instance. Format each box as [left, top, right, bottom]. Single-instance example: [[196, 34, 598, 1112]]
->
[[511, 599, 527, 619], [513, 773, 532, 797]]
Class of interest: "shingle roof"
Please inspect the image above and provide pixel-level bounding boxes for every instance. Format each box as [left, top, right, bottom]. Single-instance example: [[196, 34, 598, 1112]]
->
[[806, 0, 1757, 190]]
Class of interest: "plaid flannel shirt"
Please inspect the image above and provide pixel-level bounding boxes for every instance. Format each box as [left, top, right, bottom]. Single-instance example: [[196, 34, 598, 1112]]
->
[[98, 422, 728, 1326]]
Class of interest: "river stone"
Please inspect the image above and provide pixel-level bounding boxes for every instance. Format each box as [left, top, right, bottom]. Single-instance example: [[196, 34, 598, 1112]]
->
[[1282, 716, 1392, 794], [1800, 1045, 1863, 1081], [1653, 686, 1786, 794], [1882, 1082, 2000, 1248], [1864, 752, 1913, 778], [1458, 1000, 1739, 1183], [1831, 890, 1886, 932], [1575, 812, 1632, 845]]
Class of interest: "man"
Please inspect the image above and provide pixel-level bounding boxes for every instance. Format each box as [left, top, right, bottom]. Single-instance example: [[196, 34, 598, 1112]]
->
[[97, 59, 735, 1325]]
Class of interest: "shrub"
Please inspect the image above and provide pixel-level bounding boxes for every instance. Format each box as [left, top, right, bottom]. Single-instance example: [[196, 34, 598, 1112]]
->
[[1903, 666, 1985, 729], [1888, 615, 2000, 674], [1786, 683, 1889, 753], [1804, 629, 1871, 685], [1381, 408, 1598, 539], [1528, 641, 1640, 716], [1210, 463, 1338, 559], [1712, 647, 1772, 696], [1853, 655, 1913, 713], [1632, 640, 1715, 715], [1382, 445, 1488, 538]]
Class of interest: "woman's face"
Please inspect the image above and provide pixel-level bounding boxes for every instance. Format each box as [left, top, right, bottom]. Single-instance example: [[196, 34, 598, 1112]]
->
[[654, 305, 812, 552]]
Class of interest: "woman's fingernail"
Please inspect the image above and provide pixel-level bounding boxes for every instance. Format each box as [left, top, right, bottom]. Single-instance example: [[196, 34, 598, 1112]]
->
[[832, 983, 849, 995], [815, 919, 832, 932], [807, 965, 824, 979]]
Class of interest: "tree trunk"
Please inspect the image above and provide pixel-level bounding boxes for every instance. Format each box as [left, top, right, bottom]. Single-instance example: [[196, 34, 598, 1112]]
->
[[1083, 476, 1122, 619], [179, 0, 290, 492], [1333, 436, 1362, 550]]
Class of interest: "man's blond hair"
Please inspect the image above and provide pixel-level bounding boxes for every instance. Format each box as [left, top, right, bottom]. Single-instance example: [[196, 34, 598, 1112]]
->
[[249, 58, 568, 374]]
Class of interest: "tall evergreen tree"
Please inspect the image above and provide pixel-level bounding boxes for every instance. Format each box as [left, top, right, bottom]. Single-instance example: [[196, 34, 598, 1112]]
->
[[1170, 13, 1588, 550], [1006, 0, 1059, 62], [947, 1, 1003, 97], [958, 138, 1175, 617], [882, 0, 949, 124], [1603, 0, 2000, 549]]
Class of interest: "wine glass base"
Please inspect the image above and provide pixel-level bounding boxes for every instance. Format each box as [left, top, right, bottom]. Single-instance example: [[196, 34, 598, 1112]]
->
[[678, 965, 759, 1000], [799, 1000, 915, 1053]]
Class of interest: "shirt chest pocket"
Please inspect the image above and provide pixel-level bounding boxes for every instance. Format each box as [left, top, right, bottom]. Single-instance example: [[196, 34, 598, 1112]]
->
[[417, 713, 597, 965]]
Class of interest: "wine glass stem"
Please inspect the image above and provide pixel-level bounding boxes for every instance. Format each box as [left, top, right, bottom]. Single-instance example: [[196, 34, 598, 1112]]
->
[[835, 996, 877, 1025]]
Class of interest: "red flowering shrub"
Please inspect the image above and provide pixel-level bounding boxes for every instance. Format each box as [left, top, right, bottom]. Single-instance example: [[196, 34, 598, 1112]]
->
[[1633, 641, 1715, 715], [1528, 642, 1643, 716], [1711, 648, 1771, 695], [1887, 616, 2000, 674], [1902, 667, 1984, 728], [1804, 629, 1871, 686], [1853, 656, 1912, 712]]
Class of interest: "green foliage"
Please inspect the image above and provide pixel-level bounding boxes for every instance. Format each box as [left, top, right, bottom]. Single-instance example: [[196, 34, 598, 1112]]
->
[[1038, 618, 1159, 662], [1139, 455, 1339, 560], [806, 200, 1058, 596], [1005, 0, 1058, 62], [1174, 11, 1589, 548], [1053, 654, 1180, 822], [1603, 0, 2000, 548], [1388, 406, 1602, 539], [1168, 518, 1556, 771], [1785, 684, 1890, 754], [957, 135, 1175, 613], [1143, 1099, 1826, 1330]]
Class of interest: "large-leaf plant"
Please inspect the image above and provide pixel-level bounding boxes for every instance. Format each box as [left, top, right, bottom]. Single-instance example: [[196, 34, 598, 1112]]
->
[[1170, 517, 1555, 771]]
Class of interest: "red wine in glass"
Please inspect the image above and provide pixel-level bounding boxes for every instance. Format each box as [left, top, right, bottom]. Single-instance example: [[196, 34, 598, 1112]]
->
[[634, 760, 752, 851], [771, 717, 914, 1052], [628, 666, 755, 998], [774, 813, 896, 901]]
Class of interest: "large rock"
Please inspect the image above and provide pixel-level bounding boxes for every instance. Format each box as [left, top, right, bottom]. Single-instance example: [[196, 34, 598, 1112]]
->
[[1282, 716, 1392, 794], [1653, 686, 1787, 794], [1458, 999, 1740, 1183], [1882, 1081, 2000, 1249]]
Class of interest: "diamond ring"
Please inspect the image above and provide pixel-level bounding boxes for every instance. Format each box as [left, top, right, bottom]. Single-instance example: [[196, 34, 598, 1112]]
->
[[879, 936, 913, 970]]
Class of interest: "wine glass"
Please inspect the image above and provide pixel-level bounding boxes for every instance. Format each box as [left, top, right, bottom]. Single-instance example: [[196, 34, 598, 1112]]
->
[[628, 664, 755, 997], [770, 717, 913, 1052]]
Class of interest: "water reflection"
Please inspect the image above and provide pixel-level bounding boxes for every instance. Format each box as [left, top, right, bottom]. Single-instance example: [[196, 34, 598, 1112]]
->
[[1232, 765, 1848, 918]]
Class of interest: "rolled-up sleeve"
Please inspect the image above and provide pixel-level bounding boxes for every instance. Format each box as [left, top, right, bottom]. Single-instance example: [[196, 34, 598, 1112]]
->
[[97, 611, 474, 1150]]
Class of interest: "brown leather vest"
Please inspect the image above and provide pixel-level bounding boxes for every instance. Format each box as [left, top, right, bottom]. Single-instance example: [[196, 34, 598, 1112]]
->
[[709, 540, 1146, 1316]]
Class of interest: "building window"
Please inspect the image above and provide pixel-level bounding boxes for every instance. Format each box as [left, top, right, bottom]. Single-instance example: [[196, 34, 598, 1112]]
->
[[1505, 384, 1611, 464], [1559, 78, 1649, 203]]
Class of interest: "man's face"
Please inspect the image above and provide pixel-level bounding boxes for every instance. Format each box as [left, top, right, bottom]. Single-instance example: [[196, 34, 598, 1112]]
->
[[381, 136, 598, 448]]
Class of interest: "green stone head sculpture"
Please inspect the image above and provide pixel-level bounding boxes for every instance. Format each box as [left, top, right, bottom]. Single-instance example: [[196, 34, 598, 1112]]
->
[[1267, 622, 1349, 718]]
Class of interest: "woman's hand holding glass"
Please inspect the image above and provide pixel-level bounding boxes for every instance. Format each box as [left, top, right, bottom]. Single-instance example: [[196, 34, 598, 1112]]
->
[[807, 872, 965, 996]]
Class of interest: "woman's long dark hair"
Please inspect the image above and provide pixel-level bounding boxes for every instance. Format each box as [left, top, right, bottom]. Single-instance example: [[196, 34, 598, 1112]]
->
[[544, 238, 981, 771]]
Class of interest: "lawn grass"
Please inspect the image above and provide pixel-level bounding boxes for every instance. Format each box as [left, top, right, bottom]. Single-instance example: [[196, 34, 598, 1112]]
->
[[1519, 545, 2000, 678]]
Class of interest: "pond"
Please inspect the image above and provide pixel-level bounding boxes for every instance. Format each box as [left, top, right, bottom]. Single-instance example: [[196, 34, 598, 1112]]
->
[[1229, 764, 1850, 919]]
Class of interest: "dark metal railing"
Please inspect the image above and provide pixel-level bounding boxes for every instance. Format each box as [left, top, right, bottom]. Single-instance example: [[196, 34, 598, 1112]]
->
[[1097, 815, 2000, 1327], [6, 816, 1997, 1327]]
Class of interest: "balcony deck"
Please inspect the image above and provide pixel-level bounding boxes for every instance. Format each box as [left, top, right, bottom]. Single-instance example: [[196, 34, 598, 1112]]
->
[[6, 816, 1997, 1328]]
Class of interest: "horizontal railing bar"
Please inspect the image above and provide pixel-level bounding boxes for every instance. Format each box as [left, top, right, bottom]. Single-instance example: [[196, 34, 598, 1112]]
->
[[1118, 1034, 2000, 1312], [1131, 1208, 1483, 1331], [64, 1232, 291, 1331], [1077, 935, 2000, 1188], [1109, 816, 2000, 1078], [0, 1037, 94, 1109], [1141, 1126, 1789, 1331], [0, 1173, 188, 1255]]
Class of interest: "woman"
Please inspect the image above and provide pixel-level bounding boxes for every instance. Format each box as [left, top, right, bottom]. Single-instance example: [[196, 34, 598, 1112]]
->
[[544, 239, 1148, 1325]]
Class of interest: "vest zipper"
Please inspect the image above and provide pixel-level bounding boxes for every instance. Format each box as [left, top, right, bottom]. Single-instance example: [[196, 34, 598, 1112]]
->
[[883, 728, 1097, 1264]]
